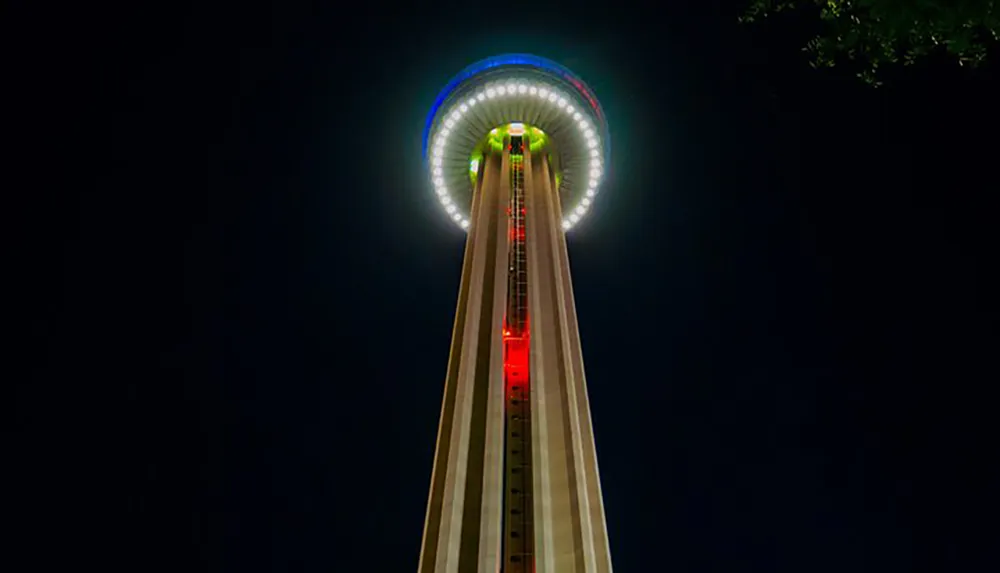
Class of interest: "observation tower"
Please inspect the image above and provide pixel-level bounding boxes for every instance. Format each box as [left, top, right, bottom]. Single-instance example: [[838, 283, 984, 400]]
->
[[419, 54, 612, 573]]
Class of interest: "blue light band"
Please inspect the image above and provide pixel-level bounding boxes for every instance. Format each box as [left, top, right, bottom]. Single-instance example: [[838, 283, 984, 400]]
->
[[422, 54, 608, 162]]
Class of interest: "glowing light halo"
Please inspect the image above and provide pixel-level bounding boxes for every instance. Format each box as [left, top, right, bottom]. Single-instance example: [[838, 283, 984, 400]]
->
[[427, 77, 606, 232]]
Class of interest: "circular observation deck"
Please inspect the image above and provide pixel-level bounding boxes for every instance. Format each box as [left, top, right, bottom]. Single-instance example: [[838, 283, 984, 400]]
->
[[425, 54, 609, 231]]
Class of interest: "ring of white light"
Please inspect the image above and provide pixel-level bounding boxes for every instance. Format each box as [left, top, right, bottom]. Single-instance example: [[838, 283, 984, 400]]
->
[[427, 76, 608, 232]]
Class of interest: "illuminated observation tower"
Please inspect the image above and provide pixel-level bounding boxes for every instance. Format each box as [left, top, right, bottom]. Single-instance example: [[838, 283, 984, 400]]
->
[[419, 54, 612, 573]]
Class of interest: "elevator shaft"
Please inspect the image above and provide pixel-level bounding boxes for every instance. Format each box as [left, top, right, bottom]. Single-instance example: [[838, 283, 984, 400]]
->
[[502, 136, 534, 572]]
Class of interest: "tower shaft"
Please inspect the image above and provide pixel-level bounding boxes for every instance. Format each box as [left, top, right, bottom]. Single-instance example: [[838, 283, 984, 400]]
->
[[419, 138, 612, 573]]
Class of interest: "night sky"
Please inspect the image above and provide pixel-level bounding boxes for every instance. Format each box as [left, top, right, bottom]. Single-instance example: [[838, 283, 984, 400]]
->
[[12, 1, 998, 571]]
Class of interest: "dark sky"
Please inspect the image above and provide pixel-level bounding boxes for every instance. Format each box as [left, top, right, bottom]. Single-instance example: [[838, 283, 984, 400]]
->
[[12, 0, 998, 571]]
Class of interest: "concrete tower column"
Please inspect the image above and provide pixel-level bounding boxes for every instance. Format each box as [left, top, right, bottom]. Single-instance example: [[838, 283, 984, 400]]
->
[[418, 150, 510, 573], [420, 142, 613, 572], [523, 151, 613, 573]]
